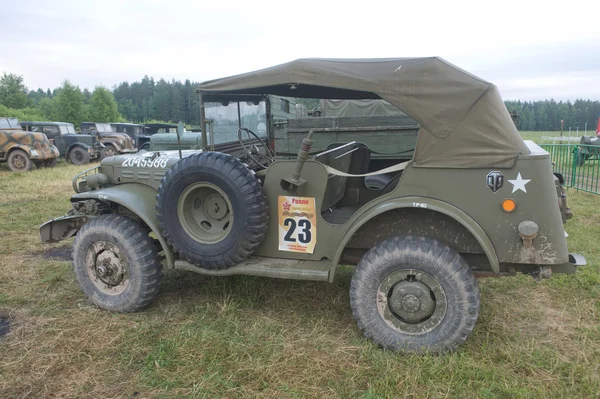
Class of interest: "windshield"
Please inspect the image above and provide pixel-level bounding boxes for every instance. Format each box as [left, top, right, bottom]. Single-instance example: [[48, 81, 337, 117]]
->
[[205, 100, 267, 145], [0, 118, 20, 129], [96, 123, 113, 133], [59, 124, 76, 134]]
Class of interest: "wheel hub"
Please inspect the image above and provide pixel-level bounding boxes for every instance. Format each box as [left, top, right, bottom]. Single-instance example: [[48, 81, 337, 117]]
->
[[86, 241, 129, 295], [377, 269, 447, 335], [389, 280, 436, 323], [178, 182, 234, 244]]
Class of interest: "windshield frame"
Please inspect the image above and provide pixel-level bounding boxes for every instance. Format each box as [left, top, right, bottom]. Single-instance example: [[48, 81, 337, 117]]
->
[[199, 94, 271, 150]]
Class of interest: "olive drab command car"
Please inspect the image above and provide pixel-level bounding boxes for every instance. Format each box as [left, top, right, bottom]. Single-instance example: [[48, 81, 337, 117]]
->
[[20, 121, 104, 165], [40, 58, 586, 354], [0, 117, 60, 171]]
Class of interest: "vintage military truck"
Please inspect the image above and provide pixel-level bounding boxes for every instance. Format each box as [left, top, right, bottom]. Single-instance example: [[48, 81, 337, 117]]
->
[[110, 123, 153, 151], [20, 121, 103, 165], [41, 58, 585, 354], [80, 122, 137, 156], [0, 117, 60, 171]]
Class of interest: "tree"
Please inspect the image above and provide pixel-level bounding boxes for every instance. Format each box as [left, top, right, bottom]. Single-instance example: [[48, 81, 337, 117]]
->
[[87, 86, 123, 122], [53, 80, 85, 126], [0, 72, 29, 109]]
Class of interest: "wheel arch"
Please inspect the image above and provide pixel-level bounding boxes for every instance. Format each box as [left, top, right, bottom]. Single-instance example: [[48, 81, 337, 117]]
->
[[71, 183, 174, 268], [66, 142, 91, 155], [331, 197, 500, 281]]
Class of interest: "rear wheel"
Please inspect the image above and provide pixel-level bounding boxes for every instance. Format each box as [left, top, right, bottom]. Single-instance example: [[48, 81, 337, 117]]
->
[[72, 214, 163, 312], [69, 147, 91, 165], [350, 235, 480, 353], [7, 150, 32, 172]]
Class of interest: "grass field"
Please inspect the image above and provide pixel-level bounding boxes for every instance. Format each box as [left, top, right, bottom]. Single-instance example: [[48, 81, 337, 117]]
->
[[0, 161, 599, 398]]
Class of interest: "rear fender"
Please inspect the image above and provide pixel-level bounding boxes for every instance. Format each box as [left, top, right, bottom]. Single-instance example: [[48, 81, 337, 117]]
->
[[331, 197, 500, 281], [71, 183, 174, 268]]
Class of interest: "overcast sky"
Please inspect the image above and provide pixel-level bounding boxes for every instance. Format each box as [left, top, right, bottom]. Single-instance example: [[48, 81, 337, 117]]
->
[[2, 0, 599, 101]]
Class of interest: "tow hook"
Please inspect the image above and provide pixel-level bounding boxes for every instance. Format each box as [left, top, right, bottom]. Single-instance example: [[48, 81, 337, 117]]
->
[[518, 221, 538, 248]]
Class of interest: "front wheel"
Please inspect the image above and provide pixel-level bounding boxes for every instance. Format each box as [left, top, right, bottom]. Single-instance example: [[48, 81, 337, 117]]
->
[[69, 147, 91, 165], [7, 149, 33, 172], [350, 235, 480, 353], [72, 214, 163, 312]]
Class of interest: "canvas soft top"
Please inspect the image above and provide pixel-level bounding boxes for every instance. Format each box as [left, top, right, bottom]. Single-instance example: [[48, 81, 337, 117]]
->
[[198, 57, 529, 168]]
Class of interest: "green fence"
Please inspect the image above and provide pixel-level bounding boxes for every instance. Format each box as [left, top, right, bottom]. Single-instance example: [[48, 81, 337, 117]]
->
[[541, 144, 600, 194]]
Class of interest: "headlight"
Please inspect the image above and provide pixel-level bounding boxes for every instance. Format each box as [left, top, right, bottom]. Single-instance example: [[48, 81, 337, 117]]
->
[[30, 150, 39, 156], [119, 140, 124, 146]]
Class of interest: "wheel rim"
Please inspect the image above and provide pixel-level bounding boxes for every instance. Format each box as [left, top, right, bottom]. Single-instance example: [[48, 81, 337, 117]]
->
[[177, 182, 234, 244], [85, 241, 129, 295], [12, 154, 27, 170], [377, 269, 447, 335], [105, 147, 115, 157]]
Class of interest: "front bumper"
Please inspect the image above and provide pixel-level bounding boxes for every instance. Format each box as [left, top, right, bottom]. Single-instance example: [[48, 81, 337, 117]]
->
[[118, 148, 138, 154], [40, 214, 88, 243]]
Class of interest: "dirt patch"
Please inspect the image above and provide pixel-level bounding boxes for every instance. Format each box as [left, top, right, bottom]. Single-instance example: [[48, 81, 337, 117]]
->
[[37, 246, 72, 261]]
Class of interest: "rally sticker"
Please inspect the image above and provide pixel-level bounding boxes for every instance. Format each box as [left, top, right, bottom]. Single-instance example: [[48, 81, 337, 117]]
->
[[278, 196, 317, 253]]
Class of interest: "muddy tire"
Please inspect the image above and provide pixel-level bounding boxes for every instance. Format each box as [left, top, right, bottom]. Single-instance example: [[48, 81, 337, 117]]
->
[[69, 146, 91, 165], [157, 152, 268, 270], [7, 149, 33, 172], [72, 214, 163, 313], [350, 235, 480, 353]]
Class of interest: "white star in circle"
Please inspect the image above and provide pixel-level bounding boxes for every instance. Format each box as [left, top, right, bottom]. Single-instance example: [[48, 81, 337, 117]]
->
[[508, 173, 531, 193]]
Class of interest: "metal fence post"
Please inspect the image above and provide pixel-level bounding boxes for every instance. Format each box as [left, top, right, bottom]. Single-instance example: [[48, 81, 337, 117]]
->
[[571, 145, 578, 189]]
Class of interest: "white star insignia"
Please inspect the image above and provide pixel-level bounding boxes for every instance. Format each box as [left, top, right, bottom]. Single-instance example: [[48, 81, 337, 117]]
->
[[508, 173, 531, 193]]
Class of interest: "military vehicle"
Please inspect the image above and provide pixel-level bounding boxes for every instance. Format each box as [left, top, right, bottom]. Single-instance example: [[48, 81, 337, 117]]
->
[[110, 123, 153, 151], [20, 121, 103, 165], [0, 117, 60, 171], [40, 58, 585, 354], [80, 122, 137, 156], [144, 123, 178, 135], [576, 135, 600, 165]]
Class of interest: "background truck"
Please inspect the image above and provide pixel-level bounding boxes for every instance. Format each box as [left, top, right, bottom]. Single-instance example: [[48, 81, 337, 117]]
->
[[20, 121, 103, 165]]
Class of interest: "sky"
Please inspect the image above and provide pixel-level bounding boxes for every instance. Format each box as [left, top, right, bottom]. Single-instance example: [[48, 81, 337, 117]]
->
[[1, 0, 599, 101]]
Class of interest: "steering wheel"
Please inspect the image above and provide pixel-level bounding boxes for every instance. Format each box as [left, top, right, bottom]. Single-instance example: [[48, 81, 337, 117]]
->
[[237, 127, 275, 169]]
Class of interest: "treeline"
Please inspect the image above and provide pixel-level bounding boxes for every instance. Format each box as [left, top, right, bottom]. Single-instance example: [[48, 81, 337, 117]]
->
[[0, 73, 122, 127], [1, 72, 599, 132], [505, 100, 600, 132]]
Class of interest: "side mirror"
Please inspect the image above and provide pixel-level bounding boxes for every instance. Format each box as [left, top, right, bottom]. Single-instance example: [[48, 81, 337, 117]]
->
[[176, 121, 184, 138]]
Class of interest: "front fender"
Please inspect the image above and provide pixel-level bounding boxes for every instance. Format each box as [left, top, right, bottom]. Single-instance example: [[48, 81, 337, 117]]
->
[[332, 196, 500, 280], [102, 140, 122, 151], [67, 142, 91, 153], [71, 183, 174, 268]]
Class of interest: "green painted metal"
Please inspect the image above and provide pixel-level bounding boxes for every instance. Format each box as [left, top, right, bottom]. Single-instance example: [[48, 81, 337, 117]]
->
[[541, 144, 600, 195]]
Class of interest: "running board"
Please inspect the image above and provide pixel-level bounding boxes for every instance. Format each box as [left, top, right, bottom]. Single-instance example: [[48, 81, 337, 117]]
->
[[174, 256, 331, 281]]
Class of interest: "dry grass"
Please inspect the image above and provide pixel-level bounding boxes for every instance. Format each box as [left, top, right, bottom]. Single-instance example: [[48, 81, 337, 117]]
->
[[0, 161, 599, 398]]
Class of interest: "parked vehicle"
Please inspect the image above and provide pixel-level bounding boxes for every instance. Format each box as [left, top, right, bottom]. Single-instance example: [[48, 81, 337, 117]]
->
[[20, 121, 103, 165], [80, 122, 137, 156], [41, 57, 585, 353], [0, 117, 59, 171], [110, 123, 153, 151]]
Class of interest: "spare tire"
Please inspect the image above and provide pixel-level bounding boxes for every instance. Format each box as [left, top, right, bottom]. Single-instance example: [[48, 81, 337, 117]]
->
[[157, 152, 268, 269]]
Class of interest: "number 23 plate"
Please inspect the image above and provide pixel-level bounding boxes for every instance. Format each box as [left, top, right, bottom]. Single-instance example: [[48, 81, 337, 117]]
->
[[278, 196, 317, 253]]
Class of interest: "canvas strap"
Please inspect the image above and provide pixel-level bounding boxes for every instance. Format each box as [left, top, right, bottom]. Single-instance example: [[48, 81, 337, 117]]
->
[[324, 161, 410, 178]]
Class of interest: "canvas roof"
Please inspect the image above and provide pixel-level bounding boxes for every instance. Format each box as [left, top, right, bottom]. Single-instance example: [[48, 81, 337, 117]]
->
[[198, 57, 529, 168]]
